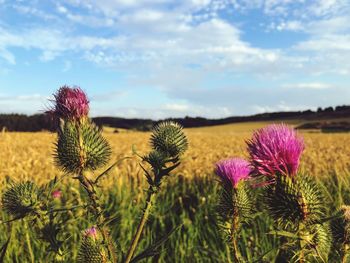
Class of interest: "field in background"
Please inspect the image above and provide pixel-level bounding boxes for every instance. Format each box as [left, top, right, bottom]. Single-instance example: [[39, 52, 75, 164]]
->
[[0, 120, 350, 262], [1, 120, 348, 184]]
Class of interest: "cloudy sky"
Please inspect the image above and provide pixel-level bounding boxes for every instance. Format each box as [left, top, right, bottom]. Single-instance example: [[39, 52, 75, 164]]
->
[[0, 0, 349, 119]]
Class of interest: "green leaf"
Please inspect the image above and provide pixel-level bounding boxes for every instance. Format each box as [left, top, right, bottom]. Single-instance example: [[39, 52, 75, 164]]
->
[[268, 230, 300, 240]]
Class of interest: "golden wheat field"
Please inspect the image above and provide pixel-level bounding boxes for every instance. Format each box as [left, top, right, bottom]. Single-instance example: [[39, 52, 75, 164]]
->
[[1, 121, 349, 186]]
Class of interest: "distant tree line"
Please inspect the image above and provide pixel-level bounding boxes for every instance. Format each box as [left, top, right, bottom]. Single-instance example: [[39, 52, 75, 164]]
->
[[1, 105, 349, 132]]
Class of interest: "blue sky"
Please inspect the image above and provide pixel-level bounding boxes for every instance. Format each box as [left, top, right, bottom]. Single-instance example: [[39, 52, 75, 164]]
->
[[0, 0, 349, 119]]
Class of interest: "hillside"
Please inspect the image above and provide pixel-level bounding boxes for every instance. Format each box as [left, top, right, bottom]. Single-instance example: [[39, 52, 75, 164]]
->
[[0, 105, 349, 132]]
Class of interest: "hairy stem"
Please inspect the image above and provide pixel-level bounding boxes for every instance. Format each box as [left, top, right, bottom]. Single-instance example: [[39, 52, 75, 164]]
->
[[124, 187, 156, 263], [342, 244, 349, 263], [24, 222, 35, 263], [77, 173, 117, 262], [231, 210, 242, 263]]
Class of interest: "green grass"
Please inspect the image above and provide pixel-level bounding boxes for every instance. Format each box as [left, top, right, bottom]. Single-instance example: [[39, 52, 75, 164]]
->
[[1, 169, 349, 262]]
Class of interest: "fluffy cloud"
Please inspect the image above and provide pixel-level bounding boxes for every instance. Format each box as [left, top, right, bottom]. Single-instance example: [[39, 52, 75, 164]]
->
[[0, 0, 349, 117]]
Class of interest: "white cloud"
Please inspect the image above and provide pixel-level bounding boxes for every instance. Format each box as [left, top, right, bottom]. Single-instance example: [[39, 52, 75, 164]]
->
[[283, 82, 332, 89], [164, 103, 189, 112], [0, 48, 16, 64], [275, 20, 303, 31], [0, 0, 350, 117]]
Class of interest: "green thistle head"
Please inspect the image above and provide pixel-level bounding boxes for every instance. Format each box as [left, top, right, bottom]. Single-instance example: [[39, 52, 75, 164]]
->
[[331, 205, 350, 246], [265, 175, 325, 228], [304, 223, 332, 262], [77, 227, 107, 263], [150, 121, 188, 158], [144, 150, 167, 170], [55, 120, 111, 173], [217, 181, 254, 234], [2, 181, 41, 218]]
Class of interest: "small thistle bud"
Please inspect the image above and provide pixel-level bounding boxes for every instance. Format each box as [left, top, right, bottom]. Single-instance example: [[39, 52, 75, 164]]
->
[[144, 150, 167, 170], [1, 181, 40, 218], [51, 190, 62, 199], [84, 226, 98, 239], [55, 120, 111, 173], [247, 124, 304, 179], [77, 227, 107, 263], [331, 205, 350, 245], [150, 121, 188, 158], [47, 86, 89, 121]]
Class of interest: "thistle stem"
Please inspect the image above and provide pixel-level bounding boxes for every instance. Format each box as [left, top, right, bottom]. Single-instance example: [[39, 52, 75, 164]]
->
[[231, 210, 242, 263], [24, 222, 35, 263], [124, 187, 156, 263], [77, 172, 117, 262], [342, 245, 349, 263]]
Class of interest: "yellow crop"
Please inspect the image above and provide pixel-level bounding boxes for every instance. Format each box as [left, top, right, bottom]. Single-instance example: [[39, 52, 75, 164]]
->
[[1, 121, 349, 186]]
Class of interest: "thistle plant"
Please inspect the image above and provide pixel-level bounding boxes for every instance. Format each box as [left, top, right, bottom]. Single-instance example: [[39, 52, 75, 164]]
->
[[247, 124, 331, 262], [215, 158, 254, 262], [0, 86, 188, 262], [49, 86, 116, 262], [124, 121, 188, 263]]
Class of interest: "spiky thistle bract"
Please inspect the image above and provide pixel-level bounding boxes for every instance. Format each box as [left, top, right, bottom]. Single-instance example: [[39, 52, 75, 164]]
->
[[150, 121, 188, 158], [77, 227, 107, 263], [265, 175, 326, 229], [331, 205, 350, 244], [55, 120, 111, 174], [2, 181, 41, 218]]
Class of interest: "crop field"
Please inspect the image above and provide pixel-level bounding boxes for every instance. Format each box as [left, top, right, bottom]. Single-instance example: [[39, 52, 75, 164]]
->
[[0, 121, 350, 262]]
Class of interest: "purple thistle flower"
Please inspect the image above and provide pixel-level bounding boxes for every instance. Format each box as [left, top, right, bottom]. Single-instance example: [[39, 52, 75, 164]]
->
[[51, 190, 62, 199], [84, 226, 98, 239], [215, 158, 251, 188], [247, 124, 304, 178], [47, 86, 89, 120]]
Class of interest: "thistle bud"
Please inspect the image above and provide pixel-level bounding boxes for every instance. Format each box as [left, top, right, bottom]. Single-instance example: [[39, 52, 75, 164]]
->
[[1, 181, 40, 218], [150, 121, 188, 158], [51, 190, 62, 199], [77, 227, 107, 263], [144, 150, 167, 170], [55, 120, 111, 173], [331, 205, 350, 246], [265, 175, 325, 227]]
